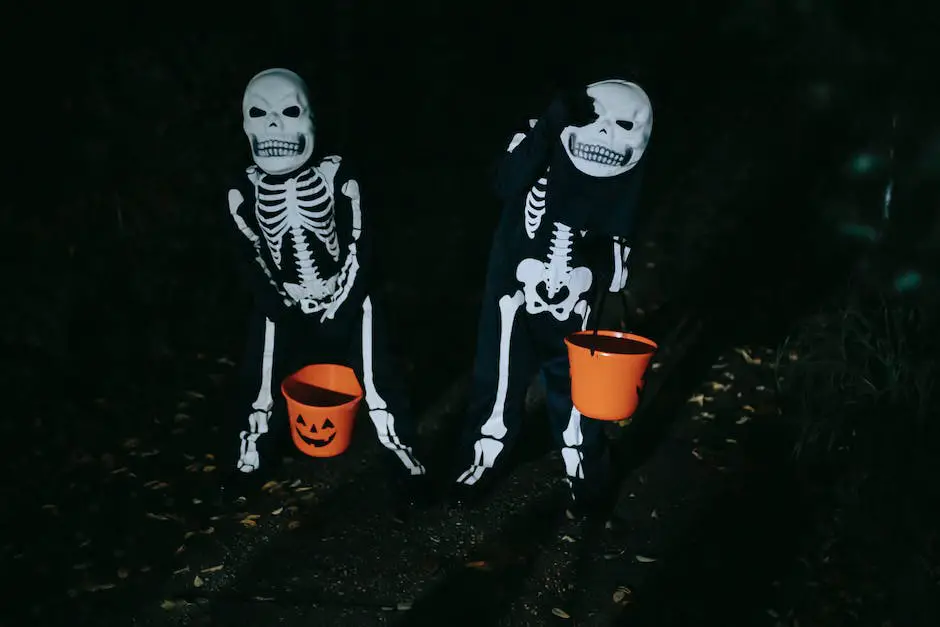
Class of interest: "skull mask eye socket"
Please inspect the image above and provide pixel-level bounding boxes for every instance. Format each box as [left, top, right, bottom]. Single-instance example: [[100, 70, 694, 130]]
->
[[248, 106, 266, 118], [616, 120, 634, 131], [282, 105, 301, 118]]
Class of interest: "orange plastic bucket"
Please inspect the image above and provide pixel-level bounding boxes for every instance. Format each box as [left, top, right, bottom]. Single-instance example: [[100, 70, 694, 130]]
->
[[564, 330, 658, 421], [281, 364, 364, 458]]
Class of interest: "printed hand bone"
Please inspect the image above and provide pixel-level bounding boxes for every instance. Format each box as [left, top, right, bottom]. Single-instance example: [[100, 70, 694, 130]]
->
[[237, 430, 260, 472]]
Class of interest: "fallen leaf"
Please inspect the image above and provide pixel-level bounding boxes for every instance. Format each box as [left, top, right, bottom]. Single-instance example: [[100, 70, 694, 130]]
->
[[635, 555, 657, 563], [756, 385, 767, 391], [788, 351, 799, 361], [287, 520, 301, 530], [117, 568, 129, 579], [184, 531, 196, 540], [146, 512, 169, 521], [551, 608, 571, 619], [173, 566, 190, 575], [725, 438, 738, 444], [239, 517, 258, 528], [613, 586, 632, 604], [293, 486, 313, 492], [397, 601, 413, 611], [721, 372, 735, 380], [734, 347, 762, 365], [736, 416, 751, 425], [192, 498, 203, 505], [692, 448, 703, 460], [742, 405, 756, 412], [271, 507, 284, 515], [201, 526, 215, 535], [711, 362, 727, 369], [651, 509, 659, 519], [202, 465, 216, 473], [185, 390, 206, 400], [560, 534, 577, 543], [651, 362, 662, 371], [687, 394, 705, 406], [150, 482, 170, 490], [201, 564, 224, 574], [193, 575, 204, 588], [252, 596, 275, 602], [708, 382, 731, 392], [85, 583, 116, 592], [161, 599, 180, 610], [110, 467, 128, 475], [465, 560, 490, 570], [216, 356, 236, 366], [261, 480, 280, 492]]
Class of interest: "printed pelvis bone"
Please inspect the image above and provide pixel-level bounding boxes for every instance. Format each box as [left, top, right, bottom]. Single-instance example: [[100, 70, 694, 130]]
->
[[243, 68, 315, 176], [560, 79, 652, 178], [516, 222, 592, 322]]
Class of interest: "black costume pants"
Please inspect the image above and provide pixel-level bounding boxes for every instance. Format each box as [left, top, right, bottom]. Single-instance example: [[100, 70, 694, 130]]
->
[[454, 276, 612, 509], [233, 294, 425, 478]]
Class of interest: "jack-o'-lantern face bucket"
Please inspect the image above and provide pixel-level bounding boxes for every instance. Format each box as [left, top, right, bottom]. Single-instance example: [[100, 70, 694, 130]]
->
[[281, 364, 363, 458]]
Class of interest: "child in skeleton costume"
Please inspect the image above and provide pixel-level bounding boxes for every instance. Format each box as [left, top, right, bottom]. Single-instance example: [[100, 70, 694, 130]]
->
[[226, 68, 427, 494], [452, 79, 653, 518]]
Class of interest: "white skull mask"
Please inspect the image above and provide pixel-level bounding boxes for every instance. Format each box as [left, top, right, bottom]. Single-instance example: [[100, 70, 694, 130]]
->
[[242, 68, 315, 176], [560, 80, 652, 178]]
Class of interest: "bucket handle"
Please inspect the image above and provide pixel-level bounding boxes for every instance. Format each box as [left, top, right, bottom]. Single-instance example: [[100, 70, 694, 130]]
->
[[589, 284, 632, 356]]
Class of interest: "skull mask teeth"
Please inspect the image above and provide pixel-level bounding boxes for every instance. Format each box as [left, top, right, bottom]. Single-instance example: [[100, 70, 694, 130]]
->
[[560, 80, 653, 178], [242, 68, 315, 176]]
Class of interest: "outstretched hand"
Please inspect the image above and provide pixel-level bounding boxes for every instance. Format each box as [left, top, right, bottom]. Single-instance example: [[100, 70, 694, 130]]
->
[[543, 87, 597, 135], [562, 88, 597, 128]]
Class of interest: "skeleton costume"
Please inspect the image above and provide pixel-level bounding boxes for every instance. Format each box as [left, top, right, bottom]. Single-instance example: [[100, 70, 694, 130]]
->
[[227, 68, 425, 481], [454, 80, 653, 514]]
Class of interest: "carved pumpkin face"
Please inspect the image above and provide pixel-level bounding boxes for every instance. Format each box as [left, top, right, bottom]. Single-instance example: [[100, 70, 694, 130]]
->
[[294, 414, 337, 448]]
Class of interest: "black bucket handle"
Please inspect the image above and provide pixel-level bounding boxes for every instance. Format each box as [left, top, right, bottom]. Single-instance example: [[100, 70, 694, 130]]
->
[[589, 282, 633, 357]]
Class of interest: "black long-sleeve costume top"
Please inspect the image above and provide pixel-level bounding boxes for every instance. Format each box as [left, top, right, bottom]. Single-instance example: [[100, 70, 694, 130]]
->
[[488, 104, 650, 297], [226, 155, 373, 324]]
